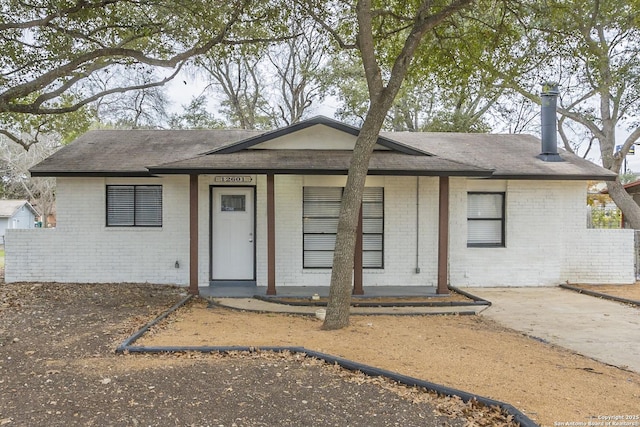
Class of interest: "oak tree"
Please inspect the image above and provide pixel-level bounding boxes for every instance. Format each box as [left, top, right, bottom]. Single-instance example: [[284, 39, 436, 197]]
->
[[480, 0, 640, 227], [0, 0, 281, 147], [302, 0, 476, 330]]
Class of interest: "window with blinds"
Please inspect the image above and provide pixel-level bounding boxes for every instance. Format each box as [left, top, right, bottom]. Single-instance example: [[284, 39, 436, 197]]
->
[[467, 192, 505, 247], [303, 187, 384, 268], [106, 185, 162, 227]]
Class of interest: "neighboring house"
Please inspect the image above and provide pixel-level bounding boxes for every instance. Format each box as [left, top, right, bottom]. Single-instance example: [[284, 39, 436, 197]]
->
[[4, 114, 635, 293], [0, 200, 38, 244], [619, 180, 640, 206]]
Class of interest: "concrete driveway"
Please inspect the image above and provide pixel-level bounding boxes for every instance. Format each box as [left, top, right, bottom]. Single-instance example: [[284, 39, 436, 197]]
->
[[464, 287, 640, 373]]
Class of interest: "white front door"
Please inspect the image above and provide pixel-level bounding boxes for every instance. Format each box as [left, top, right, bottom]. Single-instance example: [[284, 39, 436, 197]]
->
[[211, 187, 255, 281]]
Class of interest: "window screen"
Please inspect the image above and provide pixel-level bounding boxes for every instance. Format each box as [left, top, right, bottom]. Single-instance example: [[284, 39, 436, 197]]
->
[[107, 185, 162, 227], [303, 187, 383, 268], [467, 192, 505, 247]]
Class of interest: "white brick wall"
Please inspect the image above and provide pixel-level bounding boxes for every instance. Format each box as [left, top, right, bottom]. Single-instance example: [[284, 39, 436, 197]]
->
[[448, 179, 634, 286], [6, 176, 190, 284], [562, 229, 634, 284], [5, 175, 635, 287]]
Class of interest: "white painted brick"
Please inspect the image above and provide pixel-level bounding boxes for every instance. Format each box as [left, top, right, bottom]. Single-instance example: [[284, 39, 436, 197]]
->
[[5, 176, 635, 287], [6, 176, 190, 285]]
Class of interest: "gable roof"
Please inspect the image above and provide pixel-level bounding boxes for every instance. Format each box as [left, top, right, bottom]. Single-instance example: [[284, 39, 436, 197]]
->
[[29, 117, 616, 181], [0, 200, 38, 218], [206, 116, 433, 156]]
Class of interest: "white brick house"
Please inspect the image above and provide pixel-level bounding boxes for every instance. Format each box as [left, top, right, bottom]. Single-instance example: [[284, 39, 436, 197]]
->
[[5, 117, 634, 294]]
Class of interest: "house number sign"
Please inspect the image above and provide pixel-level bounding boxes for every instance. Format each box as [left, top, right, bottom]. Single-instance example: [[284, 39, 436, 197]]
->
[[214, 176, 253, 183]]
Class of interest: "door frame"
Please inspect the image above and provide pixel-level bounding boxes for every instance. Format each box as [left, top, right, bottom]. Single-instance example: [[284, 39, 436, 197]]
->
[[209, 185, 257, 284]]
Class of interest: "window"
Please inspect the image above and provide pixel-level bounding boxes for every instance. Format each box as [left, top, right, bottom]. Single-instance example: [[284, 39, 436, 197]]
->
[[221, 194, 246, 212], [106, 185, 162, 227], [467, 192, 505, 247], [303, 187, 383, 268]]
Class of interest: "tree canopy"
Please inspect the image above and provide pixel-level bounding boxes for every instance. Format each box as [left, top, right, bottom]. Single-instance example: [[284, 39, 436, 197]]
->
[[0, 0, 287, 146], [473, 0, 640, 227]]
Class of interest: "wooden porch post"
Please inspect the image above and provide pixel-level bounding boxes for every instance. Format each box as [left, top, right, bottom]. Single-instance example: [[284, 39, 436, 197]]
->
[[266, 174, 276, 295], [437, 176, 450, 295], [189, 174, 199, 296], [353, 205, 364, 295]]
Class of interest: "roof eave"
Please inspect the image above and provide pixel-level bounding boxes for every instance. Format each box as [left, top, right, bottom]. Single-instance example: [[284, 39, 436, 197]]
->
[[146, 166, 493, 177], [30, 170, 156, 178], [491, 173, 617, 181]]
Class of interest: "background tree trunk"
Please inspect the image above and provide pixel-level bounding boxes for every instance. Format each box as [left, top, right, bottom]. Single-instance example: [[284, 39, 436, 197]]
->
[[607, 180, 640, 228]]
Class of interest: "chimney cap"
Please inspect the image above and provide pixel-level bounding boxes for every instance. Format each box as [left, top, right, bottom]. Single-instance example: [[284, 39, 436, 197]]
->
[[541, 82, 559, 96]]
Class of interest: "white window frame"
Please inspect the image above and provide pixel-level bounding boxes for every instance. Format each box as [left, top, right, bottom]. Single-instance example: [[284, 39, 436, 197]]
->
[[106, 185, 163, 227], [467, 192, 505, 247], [303, 187, 384, 268]]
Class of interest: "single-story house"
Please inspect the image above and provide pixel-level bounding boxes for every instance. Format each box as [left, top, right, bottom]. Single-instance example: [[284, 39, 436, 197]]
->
[[0, 200, 38, 244], [4, 113, 635, 294]]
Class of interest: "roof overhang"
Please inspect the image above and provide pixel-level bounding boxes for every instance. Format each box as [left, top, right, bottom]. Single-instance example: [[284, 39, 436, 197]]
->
[[30, 170, 155, 178], [147, 150, 494, 177], [492, 173, 617, 181]]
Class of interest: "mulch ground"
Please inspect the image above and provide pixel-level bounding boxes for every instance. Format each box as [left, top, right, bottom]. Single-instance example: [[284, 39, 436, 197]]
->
[[0, 282, 517, 426]]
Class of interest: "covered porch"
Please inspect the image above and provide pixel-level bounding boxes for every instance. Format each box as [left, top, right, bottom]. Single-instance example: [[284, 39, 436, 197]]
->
[[144, 118, 494, 296], [177, 173, 457, 297]]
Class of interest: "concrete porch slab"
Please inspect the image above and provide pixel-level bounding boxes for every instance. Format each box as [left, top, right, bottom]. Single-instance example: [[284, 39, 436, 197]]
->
[[199, 285, 446, 298]]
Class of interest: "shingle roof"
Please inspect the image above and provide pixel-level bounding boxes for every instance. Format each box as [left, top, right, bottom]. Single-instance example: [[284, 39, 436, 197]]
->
[[0, 200, 38, 217], [30, 129, 261, 176], [149, 150, 492, 176], [30, 118, 616, 181], [383, 131, 615, 180]]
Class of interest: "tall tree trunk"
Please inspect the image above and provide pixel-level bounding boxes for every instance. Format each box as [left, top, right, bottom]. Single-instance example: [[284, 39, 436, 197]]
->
[[322, 109, 389, 330], [320, 0, 474, 330]]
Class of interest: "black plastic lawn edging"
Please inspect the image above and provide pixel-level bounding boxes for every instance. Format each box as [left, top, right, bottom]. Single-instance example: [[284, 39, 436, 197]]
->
[[252, 288, 491, 308], [115, 294, 193, 353], [120, 344, 537, 427], [559, 284, 640, 307], [448, 285, 492, 305], [303, 349, 538, 427], [115, 294, 536, 426]]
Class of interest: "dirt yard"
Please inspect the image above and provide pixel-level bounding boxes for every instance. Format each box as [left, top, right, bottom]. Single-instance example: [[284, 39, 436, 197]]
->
[[2, 282, 640, 426], [0, 282, 516, 426], [138, 290, 640, 427]]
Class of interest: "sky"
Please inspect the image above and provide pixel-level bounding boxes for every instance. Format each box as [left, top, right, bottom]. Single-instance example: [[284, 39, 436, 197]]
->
[[164, 69, 342, 120]]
